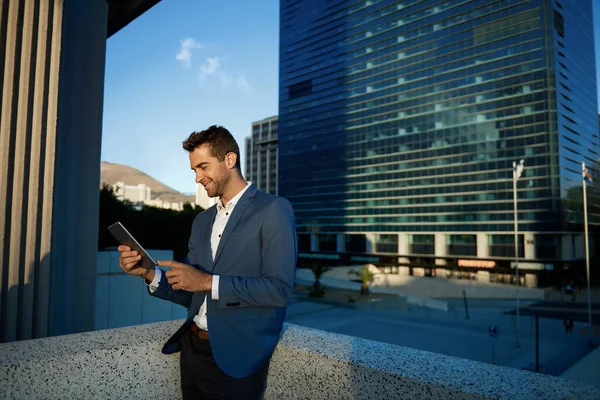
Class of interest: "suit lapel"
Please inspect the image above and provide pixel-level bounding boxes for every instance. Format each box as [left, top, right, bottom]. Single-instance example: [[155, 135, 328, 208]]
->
[[211, 185, 257, 269], [200, 206, 217, 269]]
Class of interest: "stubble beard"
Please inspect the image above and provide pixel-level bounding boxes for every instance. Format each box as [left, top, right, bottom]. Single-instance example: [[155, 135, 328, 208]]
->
[[213, 169, 231, 199]]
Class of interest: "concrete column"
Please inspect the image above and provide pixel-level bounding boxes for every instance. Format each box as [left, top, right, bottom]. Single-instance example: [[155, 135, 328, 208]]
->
[[525, 274, 538, 288], [244, 137, 252, 179], [434, 233, 447, 266], [398, 233, 409, 264], [476, 233, 489, 259], [336, 234, 345, 253], [265, 148, 270, 194], [256, 148, 262, 190], [50, 0, 107, 339], [365, 233, 376, 253], [310, 234, 318, 251], [524, 232, 535, 260], [561, 235, 574, 259], [574, 235, 585, 259], [0, 0, 108, 342]]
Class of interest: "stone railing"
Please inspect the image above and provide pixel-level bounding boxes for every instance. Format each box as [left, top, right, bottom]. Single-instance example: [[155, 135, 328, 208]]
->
[[0, 321, 598, 399]]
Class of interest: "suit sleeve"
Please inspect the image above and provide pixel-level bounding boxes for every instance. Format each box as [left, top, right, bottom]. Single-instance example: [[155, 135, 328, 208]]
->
[[218, 197, 297, 308], [147, 236, 196, 309]]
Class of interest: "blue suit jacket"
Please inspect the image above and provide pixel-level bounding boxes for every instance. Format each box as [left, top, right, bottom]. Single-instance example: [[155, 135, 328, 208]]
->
[[149, 185, 297, 378]]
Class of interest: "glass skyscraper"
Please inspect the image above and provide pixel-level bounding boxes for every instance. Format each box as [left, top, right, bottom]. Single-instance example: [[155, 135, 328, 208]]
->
[[279, 0, 599, 268]]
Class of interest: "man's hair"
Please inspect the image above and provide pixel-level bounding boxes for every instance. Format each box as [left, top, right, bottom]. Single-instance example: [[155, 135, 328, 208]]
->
[[182, 125, 240, 169]]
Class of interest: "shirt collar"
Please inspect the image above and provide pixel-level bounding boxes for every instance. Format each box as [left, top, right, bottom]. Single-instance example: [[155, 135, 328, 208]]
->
[[217, 182, 250, 212]]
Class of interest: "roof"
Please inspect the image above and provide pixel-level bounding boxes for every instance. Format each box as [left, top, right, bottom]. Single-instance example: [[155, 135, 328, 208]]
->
[[107, 0, 162, 38]]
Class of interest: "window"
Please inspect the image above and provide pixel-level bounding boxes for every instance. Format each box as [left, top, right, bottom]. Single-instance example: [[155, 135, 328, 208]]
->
[[289, 80, 313, 100], [409, 235, 434, 255], [489, 235, 524, 258], [554, 10, 564, 38], [447, 235, 477, 256]]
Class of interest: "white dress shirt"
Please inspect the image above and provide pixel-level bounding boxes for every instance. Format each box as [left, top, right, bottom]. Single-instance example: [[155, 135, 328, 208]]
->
[[148, 182, 250, 331]]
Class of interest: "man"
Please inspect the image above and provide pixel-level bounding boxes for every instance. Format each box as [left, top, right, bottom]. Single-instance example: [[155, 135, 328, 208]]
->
[[118, 125, 297, 399]]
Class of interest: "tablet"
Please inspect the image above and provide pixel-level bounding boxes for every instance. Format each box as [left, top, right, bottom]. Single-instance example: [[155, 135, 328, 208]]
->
[[108, 222, 158, 270]]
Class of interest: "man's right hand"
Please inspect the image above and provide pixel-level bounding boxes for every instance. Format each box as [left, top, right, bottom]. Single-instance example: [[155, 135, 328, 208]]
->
[[118, 245, 156, 282]]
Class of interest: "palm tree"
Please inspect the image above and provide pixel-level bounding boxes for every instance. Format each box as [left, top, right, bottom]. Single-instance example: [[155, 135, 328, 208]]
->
[[349, 265, 379, 296], [309, 263, 331, 297]]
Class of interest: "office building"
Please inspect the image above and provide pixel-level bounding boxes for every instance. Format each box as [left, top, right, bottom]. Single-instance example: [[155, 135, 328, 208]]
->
[[279, 0, 599, 272], [196, 183, 218, 210], [113, 181, 151, 203], [245, 116, 279, 195], [113, 181, 186, 211]]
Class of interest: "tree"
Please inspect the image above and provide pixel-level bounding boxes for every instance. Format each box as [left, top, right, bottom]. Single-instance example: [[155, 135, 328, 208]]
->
[[98, 185, 204, 261], [309, 263, 331, 297], [348, 265, 380, 296]]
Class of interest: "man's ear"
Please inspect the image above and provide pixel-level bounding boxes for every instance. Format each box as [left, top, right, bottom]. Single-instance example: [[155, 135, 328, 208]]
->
[[225, 153, 237, 169]]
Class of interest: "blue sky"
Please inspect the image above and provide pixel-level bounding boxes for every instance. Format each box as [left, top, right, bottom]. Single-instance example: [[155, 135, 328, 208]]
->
[[102, 0, 279, 194], [102, 0, 600, 194]]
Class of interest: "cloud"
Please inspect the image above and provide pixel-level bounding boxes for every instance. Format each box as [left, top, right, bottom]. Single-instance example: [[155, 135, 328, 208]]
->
[[198, 57, 252, 93], [176, 38, 203, 68], [236, 74, 251, 92], [200, 57, 220, 77]]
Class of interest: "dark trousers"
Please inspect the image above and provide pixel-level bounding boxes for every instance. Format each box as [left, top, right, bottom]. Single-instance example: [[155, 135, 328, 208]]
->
[[179, 327, 269, 400]]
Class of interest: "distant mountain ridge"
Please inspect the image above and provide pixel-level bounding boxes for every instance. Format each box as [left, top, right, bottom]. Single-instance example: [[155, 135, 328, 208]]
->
[[100, 161, 195, 205]]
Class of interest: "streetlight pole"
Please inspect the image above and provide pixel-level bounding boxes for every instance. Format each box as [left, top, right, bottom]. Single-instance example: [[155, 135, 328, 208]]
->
[[513, 160, 524, 348], [582, 162, 592, 332]]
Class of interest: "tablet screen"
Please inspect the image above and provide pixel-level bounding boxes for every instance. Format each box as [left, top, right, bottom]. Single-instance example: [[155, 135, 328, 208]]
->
[[108, 222, 157, 270]]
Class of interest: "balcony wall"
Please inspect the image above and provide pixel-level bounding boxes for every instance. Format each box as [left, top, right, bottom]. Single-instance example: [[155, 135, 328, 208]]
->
[[0, 321, 598, 399], [95, 250, 186, 330]]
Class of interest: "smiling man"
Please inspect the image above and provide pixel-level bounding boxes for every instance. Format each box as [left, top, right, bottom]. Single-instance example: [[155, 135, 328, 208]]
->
[[118, 125, 297, 400]]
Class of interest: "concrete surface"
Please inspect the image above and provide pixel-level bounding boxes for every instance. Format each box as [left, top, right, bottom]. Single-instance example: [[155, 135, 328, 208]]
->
[[1, 321, 598, 399]]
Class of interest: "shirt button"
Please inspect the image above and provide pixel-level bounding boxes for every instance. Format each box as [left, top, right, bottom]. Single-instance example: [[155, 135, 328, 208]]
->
[[218, 234, 221, 237], [226, 212, 229, 216]]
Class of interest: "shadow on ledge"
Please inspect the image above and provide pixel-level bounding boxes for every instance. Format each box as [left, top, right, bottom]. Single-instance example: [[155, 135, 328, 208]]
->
[[0, 321, 598, 399]]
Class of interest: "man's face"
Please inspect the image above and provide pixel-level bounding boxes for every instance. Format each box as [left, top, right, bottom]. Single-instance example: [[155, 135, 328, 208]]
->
[[189, 144, 230, 198]]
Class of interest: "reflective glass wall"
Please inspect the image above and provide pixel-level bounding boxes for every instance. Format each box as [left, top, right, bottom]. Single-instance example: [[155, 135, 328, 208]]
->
[[279, 0, 598, 256]]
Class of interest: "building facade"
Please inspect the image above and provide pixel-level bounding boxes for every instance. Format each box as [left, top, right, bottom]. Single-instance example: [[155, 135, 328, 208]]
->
[[196, 183, 218, 210], [279, 0, 599, 273], [0, 0, 158, 343], [113, 181, 186, 211], [113, 182, 152, 203], [245, 116, 279, 195]]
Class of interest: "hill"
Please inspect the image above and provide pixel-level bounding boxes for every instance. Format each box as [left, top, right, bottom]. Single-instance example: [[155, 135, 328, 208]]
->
[[100, 161, 195, 205]]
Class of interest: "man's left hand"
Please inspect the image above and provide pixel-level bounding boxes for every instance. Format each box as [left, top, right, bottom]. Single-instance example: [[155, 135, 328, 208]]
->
[[159, 260, 212, 292]]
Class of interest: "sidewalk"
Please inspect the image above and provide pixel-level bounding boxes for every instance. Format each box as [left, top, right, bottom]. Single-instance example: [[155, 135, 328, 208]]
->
[[296, 268, 448, 311], [288, 272, 594, 376], [306, 266, 546, 299]]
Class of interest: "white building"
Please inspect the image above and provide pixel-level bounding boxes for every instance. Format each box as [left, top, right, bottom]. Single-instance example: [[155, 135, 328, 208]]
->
[[143, 198, 184, 211], [113, 181, 151, 203], [245, 116, 278, 195], [196, 183, 218, 210], [113, 181, 185, 211]]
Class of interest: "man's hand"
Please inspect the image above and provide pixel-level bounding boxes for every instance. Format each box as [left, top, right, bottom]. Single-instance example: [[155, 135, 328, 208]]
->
[[118, 245, 155, 282], [159, 260, 212, 292]]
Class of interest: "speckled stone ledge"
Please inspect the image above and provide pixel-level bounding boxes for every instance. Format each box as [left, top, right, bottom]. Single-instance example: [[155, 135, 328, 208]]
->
[[0, 322, 598, 399], [268, 325, 600, 399], [0, 320, 181, 399]]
